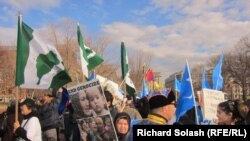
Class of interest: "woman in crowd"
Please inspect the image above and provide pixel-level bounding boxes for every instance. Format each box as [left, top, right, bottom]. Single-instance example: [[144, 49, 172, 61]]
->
[[113, 112, 131, 141], [13, 98, 42, 141], [216, 100, 245, 125]]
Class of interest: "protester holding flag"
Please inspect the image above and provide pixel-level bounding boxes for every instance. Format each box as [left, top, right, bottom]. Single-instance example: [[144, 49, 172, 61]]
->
[[13, 98, 42, 141]]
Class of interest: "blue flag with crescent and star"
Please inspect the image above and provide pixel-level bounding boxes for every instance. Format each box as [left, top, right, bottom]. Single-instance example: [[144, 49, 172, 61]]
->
[[175, 63, 195, 122]]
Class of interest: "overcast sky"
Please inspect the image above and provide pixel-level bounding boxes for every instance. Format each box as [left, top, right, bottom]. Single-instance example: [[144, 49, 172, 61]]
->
[[0, 0, 250, 79]]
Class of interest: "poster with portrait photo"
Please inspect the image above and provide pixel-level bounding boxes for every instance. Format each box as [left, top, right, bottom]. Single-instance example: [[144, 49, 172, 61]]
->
[[67, 79, 118, 140], [77, 115, 118, 141], [67, 79, 110, 118]]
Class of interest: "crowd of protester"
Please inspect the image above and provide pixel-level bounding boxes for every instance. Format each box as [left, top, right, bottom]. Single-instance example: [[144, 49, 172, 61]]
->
[[0, 87, 250, 141]]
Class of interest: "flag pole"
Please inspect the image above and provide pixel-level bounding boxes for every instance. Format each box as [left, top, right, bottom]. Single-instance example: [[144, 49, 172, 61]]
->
[[215, 57, 221, 90], [124, 83, 127, 98], [119, 69, 130, 87], [142, 64, 145, 83], [215, 57, 219, 90], [120, 71, 128, 112], [119, 78, 126, 87], [174, 75, 178, 101], [120, 80, 126, 112], [186, 59, 199, 125], [31, 89, 35, 99], [15, 87, 19, 122], [143, 64, 146, 96], [15, 11, 22, 122]]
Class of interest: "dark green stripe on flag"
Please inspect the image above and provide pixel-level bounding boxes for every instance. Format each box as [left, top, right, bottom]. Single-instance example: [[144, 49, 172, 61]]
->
[[16, 15, 33, 86]]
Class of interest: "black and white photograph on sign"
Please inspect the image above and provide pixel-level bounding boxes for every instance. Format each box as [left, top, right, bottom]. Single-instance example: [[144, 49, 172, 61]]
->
[[69, 90, 97, 118], [67, 79, 118, 141], [77, 115, 117, 141], [67, 79, 110, 118], [85, 84, 110, 116]]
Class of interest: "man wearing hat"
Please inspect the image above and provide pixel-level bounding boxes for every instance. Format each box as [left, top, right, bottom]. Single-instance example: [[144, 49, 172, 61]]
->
[[13, 98, 42, 141], [137, 89, 176, 125]]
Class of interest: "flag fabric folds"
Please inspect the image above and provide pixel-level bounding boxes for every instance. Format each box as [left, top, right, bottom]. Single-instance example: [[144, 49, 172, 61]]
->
[[15, 15, 71, 89], [77, 24, 104, 78], [77, 24, 89, 78], [175, 76, 181, 92], [197, 105, 204, 124], [212, 54, 223, 90], [175, 63, 196, 123], [121, 42, 136, 97], [202, 67, 211, 89], [140, 79, 149, 98], [85, 45, 104, 71], [145, 69, 154, 82], [58, 87, 70, 115]]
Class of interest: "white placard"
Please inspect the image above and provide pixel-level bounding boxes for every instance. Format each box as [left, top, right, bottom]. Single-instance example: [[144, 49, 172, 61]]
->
[[202, 89, 225, 120]]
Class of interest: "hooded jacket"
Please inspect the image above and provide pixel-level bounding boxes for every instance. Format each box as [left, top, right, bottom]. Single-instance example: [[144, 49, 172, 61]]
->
[[114, 112, 131, 141]]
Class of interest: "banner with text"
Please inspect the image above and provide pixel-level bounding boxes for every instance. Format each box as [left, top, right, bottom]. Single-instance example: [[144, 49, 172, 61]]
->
[[202, 89, 225, 120]]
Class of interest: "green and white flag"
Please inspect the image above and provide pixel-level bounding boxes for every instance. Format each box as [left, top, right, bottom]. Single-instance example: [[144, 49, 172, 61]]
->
[[77, 24, 89, 78], [15, 15, 72, 89], [77, 24, 104, 78], [121, 42, 136, 96]]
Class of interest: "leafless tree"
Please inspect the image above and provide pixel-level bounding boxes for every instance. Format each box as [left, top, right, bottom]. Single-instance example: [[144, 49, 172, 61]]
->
[[0, 45, 16, 94], [85, 36, 120, 81], [46, 19, 84, 87], [223, 36, 250, 101], [191, 63, 204, 92], [46, 19, 120, 87], [129, 49, 152, 94]]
